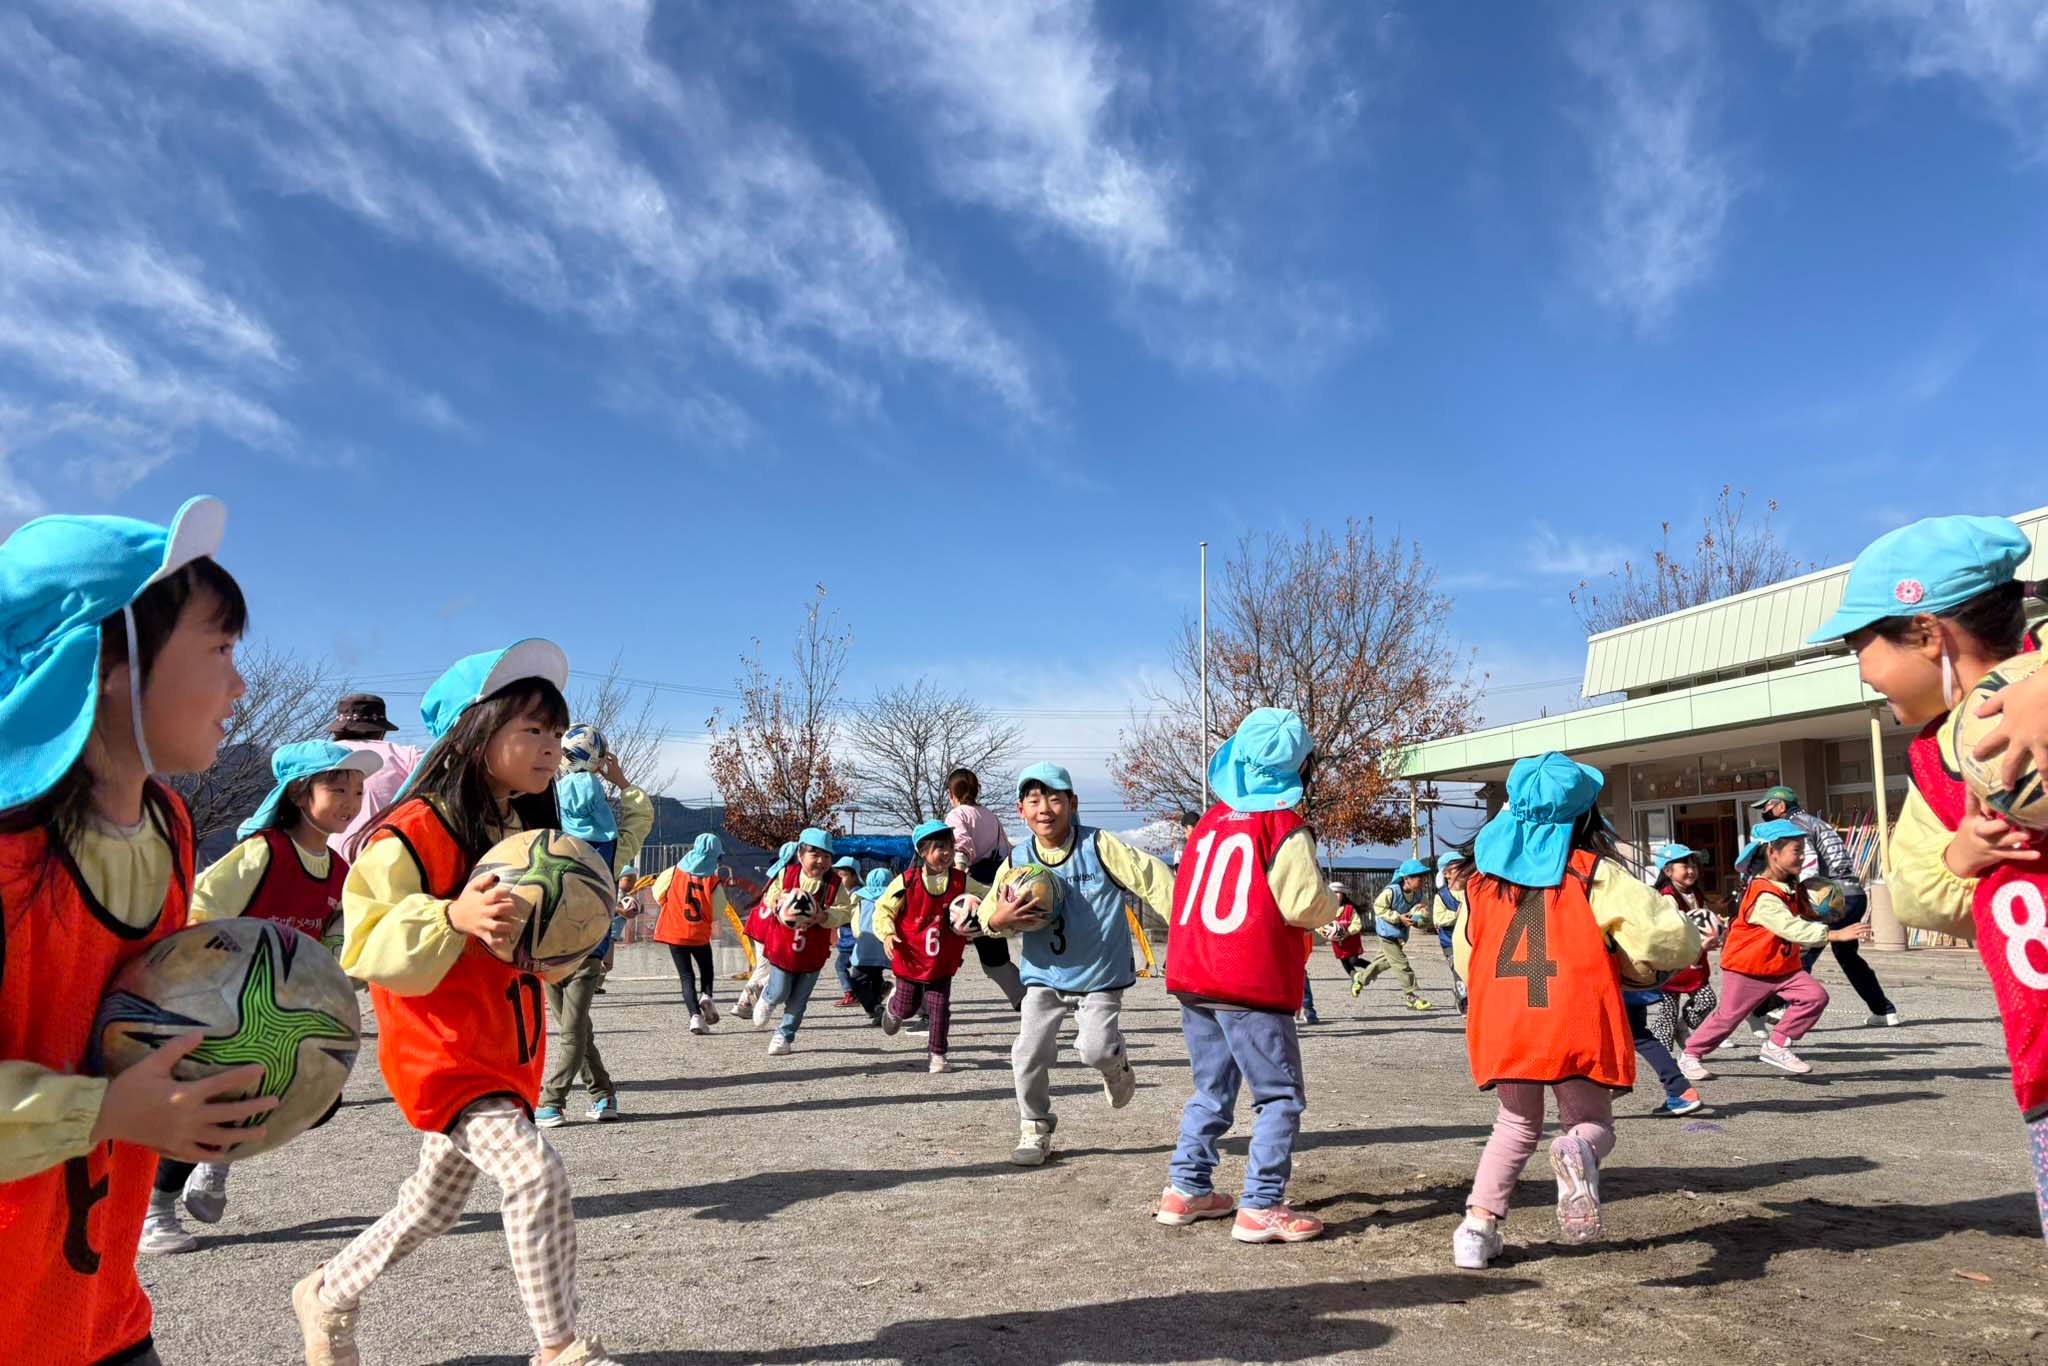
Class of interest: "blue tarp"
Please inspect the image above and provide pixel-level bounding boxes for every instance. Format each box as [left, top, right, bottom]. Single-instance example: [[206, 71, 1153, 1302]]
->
[[831, 834, 914, 865]]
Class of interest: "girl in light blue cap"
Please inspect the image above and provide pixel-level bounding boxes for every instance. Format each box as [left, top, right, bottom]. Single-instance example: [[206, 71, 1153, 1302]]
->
[[0, 495, 282, 1365], [145, 740, 386, 1253], [735, 840, 799, 1020], [748, 826, 857, 1056]]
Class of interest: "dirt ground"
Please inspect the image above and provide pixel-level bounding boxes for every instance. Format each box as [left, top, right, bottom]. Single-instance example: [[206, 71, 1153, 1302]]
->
[[145, 945, 2047, 1365]]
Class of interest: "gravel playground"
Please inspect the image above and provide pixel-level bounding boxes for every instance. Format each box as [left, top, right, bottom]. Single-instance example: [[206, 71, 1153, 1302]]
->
[[147, 947, 2045, 1366]]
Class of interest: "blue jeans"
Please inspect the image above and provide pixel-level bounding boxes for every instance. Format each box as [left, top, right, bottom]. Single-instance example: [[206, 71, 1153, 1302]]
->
[[1625, 996, 1687, 1100], [1300, 970, 1317, 1020], [1169, 1004, 1307, 1209], [765, 966, 822, 1042], [834, 942, 855, 995]]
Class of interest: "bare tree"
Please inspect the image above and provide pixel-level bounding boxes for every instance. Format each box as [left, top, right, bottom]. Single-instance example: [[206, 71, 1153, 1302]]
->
[[705, 586, 852, 849], [572, 652, 676, 796], [174, 644, 342, 841], [1571, 486, 1812, 633], [1112, 520, 1477, 848], [845, 679, 1024, 829]]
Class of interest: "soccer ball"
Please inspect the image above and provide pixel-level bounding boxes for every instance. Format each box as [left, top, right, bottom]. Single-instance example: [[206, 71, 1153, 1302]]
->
[[781, 890, 819, 926], [1951, 651, 2048, 830], [560, 724, 608, 774], [470, 829, 618, 984], [948, 893, 983, 938], [1003, 864, 1057, 920], [1799, 877, 1853, 926], [93, 919, 361, 1161]]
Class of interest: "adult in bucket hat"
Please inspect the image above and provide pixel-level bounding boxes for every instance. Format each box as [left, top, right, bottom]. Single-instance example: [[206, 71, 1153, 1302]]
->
[[327, 693, 424, 858]]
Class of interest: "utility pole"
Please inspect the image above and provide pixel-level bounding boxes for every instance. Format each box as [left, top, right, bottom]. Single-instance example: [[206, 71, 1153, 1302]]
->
[[1199, 540, 1210, 809]]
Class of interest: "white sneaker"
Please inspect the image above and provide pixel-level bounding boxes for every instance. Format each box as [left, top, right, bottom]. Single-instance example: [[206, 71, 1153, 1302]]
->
[[1452, 1216, 1503, 1269], [1103, 1061, 1136, 1109], [767, 1034, 792, 1056], [182, 1161, 230, 1224], [1010, 1119, 1054, 1166], [1548, 1135, 1603, 1244], [1765, 1007, 1786, 1023], [1758, 1040, 1811, 1074], [698, 993, 720, 1025], [928, 1054, 951, 1074], [1677, 1052, 1712, 1082], [1749, 1024, 1768, 1039], [688, 1014, 707, 1036], [1867, 1011, 1902, 1027], [751, 994, 774, 1027], [540, 1338, 621, 1366], [140, 1207, 197, 1255]]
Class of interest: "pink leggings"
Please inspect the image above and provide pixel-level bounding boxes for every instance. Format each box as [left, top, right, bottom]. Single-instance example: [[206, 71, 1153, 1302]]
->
[[1468, 1079, 1615, 1219], [1683, 967, 1828, 1056]]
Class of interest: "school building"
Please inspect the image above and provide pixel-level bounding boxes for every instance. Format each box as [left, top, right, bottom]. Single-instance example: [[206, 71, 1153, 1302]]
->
[[1398, 504, 2048, 937]]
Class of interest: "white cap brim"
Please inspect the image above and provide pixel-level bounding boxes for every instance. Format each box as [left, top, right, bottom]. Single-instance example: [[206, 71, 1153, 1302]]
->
[[333, 749, 385, 778], [481, 637, 569, 698], [142, 496, 226, 590]]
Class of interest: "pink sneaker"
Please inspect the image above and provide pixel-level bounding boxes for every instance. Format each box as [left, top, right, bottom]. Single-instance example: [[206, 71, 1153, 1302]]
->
[[1155, 1187, 1235, 1226], [1231, 1205, 1323, 1243], [1548, 1134, 1603, 1244]]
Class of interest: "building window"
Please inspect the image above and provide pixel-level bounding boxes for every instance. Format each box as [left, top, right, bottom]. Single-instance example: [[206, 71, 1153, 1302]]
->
[[1825, 738, 1910, 791], [1629, 756, 1702, 804], [1699, 743, 1780, 796]]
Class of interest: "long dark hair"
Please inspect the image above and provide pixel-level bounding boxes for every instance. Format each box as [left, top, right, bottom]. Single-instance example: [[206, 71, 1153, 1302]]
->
[[350, 678, 568, 863], [0, 558, 247, 872]]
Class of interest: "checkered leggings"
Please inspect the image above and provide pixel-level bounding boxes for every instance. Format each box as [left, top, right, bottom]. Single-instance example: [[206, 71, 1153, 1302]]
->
[[318, 1097, 578, 1349]]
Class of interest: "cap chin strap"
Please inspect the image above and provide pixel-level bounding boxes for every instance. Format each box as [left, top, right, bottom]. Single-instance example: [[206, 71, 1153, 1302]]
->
[[122, 606, 157, 778], [1940, 642, 1957, 711]]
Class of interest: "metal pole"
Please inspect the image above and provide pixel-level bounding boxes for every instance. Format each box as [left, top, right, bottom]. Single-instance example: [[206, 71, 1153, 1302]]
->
[[1425, 788, 1438, 859], [1869, 707, 1891, 871], [1409, 781, 1420, 856], [1200, 540, 1210, 809]]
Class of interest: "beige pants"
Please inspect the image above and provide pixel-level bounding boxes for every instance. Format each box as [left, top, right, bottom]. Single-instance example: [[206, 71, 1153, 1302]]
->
[[318, 1098, 578, 1350]]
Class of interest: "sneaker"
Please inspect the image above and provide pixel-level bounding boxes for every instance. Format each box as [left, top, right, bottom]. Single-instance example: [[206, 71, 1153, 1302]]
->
[[1103, 1061, 1136, 1109], [767, 1034, 793, 1056], [751, 994, 774, 1027], [1231, 1205, 1323, 1244], [733, 984, 757, 1016], [928, 1054, 950, 1074], [1302, 1009, 1321, 1026], [1758, 1040, 1811, 1074], [689, 1014, 708, 1036], [534, 1106, 567, 1128], [139, 1207, 197, 1255], [1765, 1007, 1786, 1023], [1452, 1216, 1503, 1269], [589, 1096, 620, 1122], [1548, 1134, 1603, 1244], [1350, 972, 1366, 998], [292, 1269, 360, 1366], [1867, 1010, 1902, 1027], [1406, 996, 1435, 1012], [836, 991, 858, 1008], [880, 1010, 902, 1037], [698, 993, 720, 1025], [1677, 1053, 1712, 1082], [1155, 1187, 1235, 1225], [1011, 1119, 1054, 1166], [538, 1338, 619, 1366], [182, 1161, 230, 1224], [1294, 1008, 1307, 1024], [1658, 1090, 1704, 1116]]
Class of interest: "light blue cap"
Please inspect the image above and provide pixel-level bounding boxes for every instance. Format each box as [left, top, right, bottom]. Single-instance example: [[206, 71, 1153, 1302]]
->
[[1207, 707, 1313, 814], [0, 495, 226, 810], [765, 840, 798, 880], [1809, 515, 2033, 643], [1473, 752, 1605, 888], [1735, 818, 1805, 873], [855, 866, 892, 901], [678, 832, 724, 877], [911, 818, 951, 849], [1654, 842, 1699, 872], [1437, 850, 1470, 870], [236, 740, 383, 839], [1016, 762, 1075, 798], [419, 638, 569, 741], [834, 854, 860, 870], [1395, 857, 1430, 879], [797, 826, 835, 854]]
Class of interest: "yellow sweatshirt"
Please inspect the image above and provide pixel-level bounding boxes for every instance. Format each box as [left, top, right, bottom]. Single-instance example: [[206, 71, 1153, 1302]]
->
[[767, 867, 855, 929], [1886, 723, 1980, 940], [1745, 881, 1830, 948], [980, 826, 1177, 932], [1453, 857, 1703, 981], [191, 832, 334, 922], [0, 816, 174, 1183], [1434, 885, 1465, 932], [340, 787, 654, 997], [871, 868, 993, 946]]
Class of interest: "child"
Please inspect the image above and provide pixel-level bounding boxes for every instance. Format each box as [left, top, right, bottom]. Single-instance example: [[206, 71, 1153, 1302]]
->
[[536, 753, 652, 1128], [0, 495, 279, 1365], [145, 739, 385, 1252], [946, 767, 1027, 1010], [848, 867, 894, 1021], [296, 639, 617, 1366], [555, 733, 619, 872], [1806, 514, 2048, 1242], [1648, 845, 1720, 1061], [873, 821, 988, 1073], [1677, 821, 1862, 1078], [980, 764, 1175, 1166], [749, 827, 854, 1056], [1156, 709, 1341, 1243], [648, 832, 730, 1034], [1319, 885, 1371, 994], [1434, 853, 1471, 1014], [1452, 752, 1699, 1268], [1355, 859, 1436, 1011], [733, 840, 797, 1019], [833, 855, 862, 1007]]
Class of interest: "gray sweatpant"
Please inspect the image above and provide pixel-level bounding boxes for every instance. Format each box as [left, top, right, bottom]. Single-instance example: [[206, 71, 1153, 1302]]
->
[[1013, 985, 1127, 1123]]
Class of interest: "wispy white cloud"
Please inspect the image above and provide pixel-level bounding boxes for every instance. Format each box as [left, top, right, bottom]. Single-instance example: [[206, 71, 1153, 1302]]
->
[[1525, 523, 1630, 578], [1567, 0, 1737, 330]]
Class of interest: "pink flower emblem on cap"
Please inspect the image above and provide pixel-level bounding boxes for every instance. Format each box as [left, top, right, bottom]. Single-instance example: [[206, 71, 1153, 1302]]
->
[[1894, 579, 1925, 606]]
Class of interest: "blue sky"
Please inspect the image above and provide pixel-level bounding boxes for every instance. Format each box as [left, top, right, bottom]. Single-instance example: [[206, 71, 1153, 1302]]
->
[[4, 1, 2048, 825]]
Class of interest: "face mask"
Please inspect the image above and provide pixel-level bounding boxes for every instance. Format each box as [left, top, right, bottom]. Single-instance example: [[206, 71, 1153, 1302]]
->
[[122, 605, 157, 777], [1940, 638, 1957, 711]]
